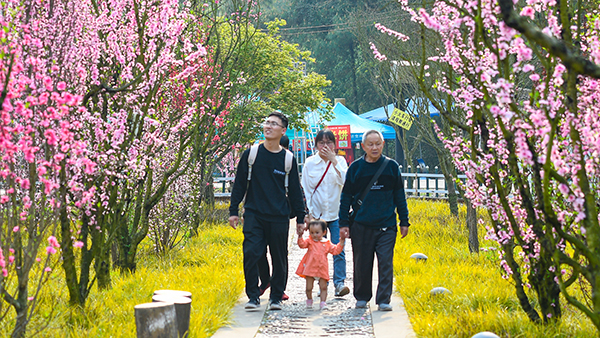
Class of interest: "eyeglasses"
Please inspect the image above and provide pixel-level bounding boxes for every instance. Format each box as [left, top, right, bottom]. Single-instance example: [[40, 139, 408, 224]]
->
[[317, 141, 335, 147], [263, 120, 283, 128]]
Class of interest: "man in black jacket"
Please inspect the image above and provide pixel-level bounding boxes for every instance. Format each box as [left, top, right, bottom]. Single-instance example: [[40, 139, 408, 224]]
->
[[339, 130, 409, 312], [229, 112, 306, 311], [257, 135, 292, 300]]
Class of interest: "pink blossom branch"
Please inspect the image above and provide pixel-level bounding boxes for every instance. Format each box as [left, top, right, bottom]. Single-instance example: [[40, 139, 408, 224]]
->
[[498, 0, 600, 78]]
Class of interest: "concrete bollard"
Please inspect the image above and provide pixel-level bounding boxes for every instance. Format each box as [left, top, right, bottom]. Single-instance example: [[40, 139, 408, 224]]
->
[[429, 287, 451, 295], [471, 332, 500, 338], [152, 295, 192, 338], [410, 253, 428, 262], [134, 302, 178, 338]]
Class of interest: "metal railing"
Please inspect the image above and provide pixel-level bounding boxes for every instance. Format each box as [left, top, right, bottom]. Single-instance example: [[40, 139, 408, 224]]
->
[[401, 172, 466, 198], [213, 172, 466, 199], [213, 177, 235, 198]]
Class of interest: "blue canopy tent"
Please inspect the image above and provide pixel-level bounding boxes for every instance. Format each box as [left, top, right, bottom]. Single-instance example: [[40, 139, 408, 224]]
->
[[327, 102, 396, 142], [361, 99, 440, 122], [285, 102, 396, 166], [285, 102, 396, 142]]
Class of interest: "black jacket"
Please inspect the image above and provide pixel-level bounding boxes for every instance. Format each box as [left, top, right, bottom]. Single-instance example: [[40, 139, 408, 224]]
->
[[339, 155, 409, 228], [229, 144, 306, 221]]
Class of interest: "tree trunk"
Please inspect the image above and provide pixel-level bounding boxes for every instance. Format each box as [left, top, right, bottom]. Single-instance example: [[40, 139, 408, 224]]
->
[[532, 253, 562, 322], [78, 213, 94, 303], [115, 228, 132, 273], [125, 242, 138, 272], [466, 198, 479, 253], [445, 176, 459, 216], [503, 241, 542, 323], [94, 222, 112, 289], [59, 162, 82, 305], [437, 152, 459, 216], [123, 209, 153, 273], [61, 216, 81, 305], [190, 190, 203, 237], [11, 284, 28, 338], [10, 189, 30, 338], [204, 179, 215, 210], [95, 247, 112, 288], [11, 305, 27, 338]]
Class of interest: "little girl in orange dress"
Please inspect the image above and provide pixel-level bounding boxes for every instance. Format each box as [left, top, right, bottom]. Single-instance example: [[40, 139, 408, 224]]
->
[[296, 219, 346, 310]]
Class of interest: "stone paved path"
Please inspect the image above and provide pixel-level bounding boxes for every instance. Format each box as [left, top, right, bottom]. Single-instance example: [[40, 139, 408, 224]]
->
[[212, 220, 415, 338], [255, 235, 375, 337]]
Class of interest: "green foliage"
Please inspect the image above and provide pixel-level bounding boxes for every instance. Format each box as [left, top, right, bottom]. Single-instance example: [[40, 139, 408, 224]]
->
[[224, 18, 331, 131], [0, 224, 244, 337], [261, 0, 395, 114], [397, 200, 596, 337]]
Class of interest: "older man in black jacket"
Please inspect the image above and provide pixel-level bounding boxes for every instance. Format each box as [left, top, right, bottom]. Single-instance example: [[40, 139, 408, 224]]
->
[[339, 130, 410, 312]]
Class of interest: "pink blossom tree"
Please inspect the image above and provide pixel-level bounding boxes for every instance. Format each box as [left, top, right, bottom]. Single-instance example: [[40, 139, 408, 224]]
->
[[0, 0, 96, 335], [69, 0, 199, 282], [357, 8, 479, 249], [11, 0, 206, 306], [373, 0, 600, 327]]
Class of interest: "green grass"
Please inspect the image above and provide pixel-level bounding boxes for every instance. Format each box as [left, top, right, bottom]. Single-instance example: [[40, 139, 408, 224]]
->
[[2, 200, 596, 337], [396, 199, 596, 337], [0, 222, 244, 338]]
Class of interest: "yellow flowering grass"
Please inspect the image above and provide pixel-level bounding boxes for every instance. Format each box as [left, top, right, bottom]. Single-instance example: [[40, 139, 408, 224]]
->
[[3, 199, 596, 337], [396, 199, 595, 337], [0, 222, 244, 338]]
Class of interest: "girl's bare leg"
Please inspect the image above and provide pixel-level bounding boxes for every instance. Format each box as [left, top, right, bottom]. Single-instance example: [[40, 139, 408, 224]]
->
[[319, 278, 328, 303], [305, 276, 315, 300]]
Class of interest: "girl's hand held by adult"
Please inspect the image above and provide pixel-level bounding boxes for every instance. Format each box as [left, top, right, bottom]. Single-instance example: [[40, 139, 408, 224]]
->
[[340, 227, 350, 240], [296, 222, 306, 236]]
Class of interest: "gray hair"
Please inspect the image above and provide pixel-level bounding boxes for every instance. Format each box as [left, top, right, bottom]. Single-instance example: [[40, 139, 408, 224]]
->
[[362, 130, 384, 143]]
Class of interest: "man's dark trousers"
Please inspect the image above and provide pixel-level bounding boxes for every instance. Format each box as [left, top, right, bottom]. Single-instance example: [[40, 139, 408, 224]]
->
[[350, 221, 397, 305], [242, 211, 289, 302]]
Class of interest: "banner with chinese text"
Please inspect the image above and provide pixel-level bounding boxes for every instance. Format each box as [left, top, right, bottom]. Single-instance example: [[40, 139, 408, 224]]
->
[[327, 125, 351, 149]]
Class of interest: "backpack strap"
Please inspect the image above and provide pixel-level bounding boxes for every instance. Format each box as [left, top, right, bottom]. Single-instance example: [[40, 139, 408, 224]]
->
[[247, 144, 260, 181], [247, 144, 293, 192], [284, 149, 293, 193]]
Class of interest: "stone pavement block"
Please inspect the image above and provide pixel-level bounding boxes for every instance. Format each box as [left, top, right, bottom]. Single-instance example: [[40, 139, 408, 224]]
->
[[211, 299, 265, 338], [372, 294, 416, 338]]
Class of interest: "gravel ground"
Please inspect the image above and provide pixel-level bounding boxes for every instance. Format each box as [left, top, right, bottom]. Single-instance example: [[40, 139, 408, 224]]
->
[[255, 232, 375, 338]]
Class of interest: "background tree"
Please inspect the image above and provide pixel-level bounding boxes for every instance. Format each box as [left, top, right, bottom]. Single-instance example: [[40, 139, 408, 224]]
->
[[173, 3, 330, 236], [356, 4, 480, 250], [261, 0, 401, 113]]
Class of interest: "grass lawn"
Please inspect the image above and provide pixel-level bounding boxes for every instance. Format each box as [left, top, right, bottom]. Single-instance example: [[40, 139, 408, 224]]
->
[[1, 200, 596, 337], [0, 220, 245, 338], [397, 199, 596, 337]]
